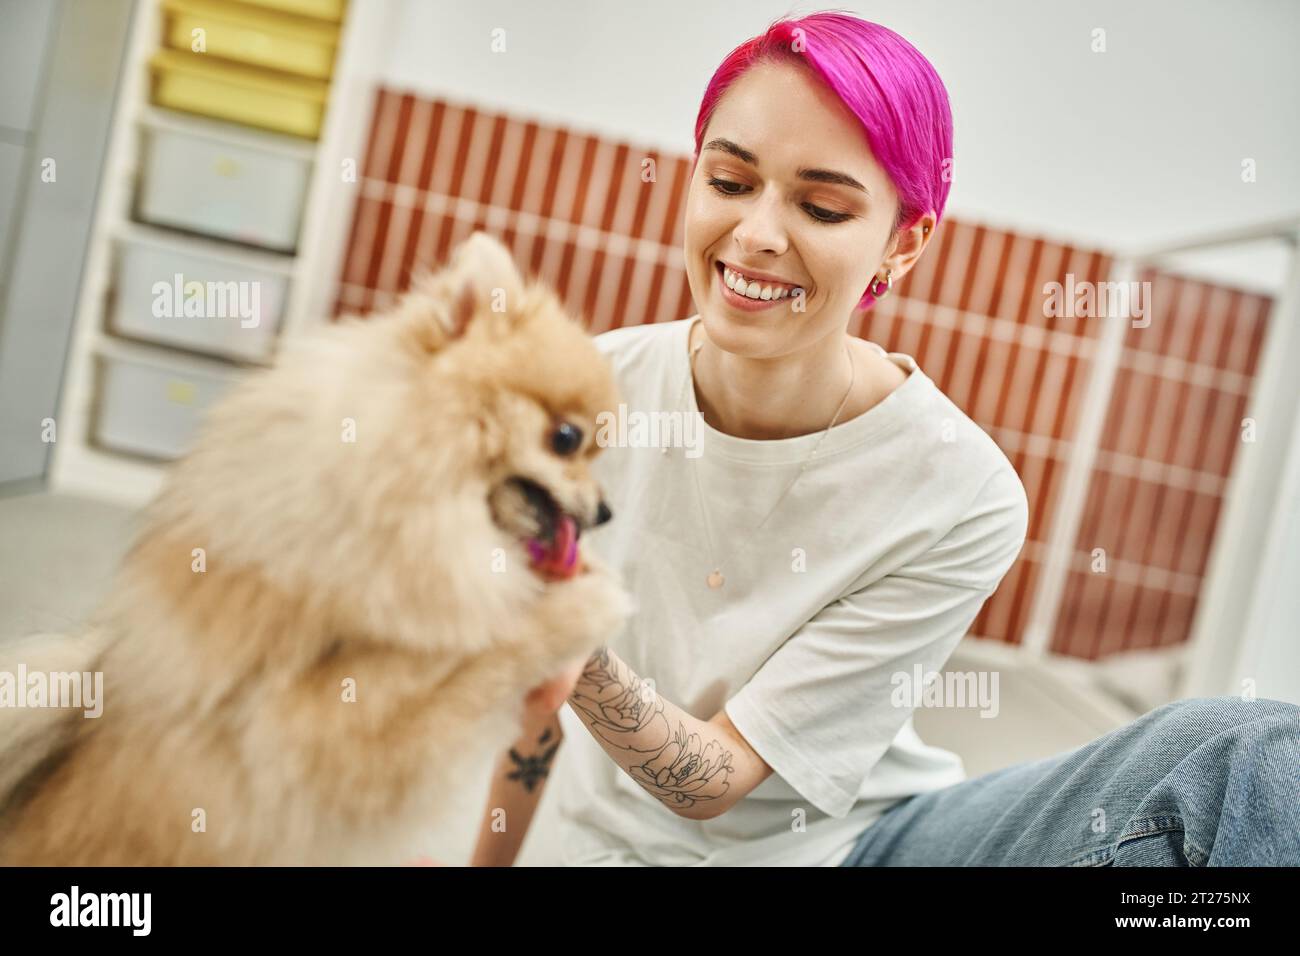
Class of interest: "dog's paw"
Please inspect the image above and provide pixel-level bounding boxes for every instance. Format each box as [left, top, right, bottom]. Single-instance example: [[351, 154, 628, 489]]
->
[[537, 554, 633, 660]]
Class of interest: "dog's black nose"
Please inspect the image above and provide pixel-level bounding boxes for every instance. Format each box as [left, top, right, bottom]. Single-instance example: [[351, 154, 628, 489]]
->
[[595, 500, 613, 526]]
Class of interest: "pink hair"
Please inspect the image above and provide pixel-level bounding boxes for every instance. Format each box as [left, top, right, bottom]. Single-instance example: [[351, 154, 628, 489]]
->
[[692, 10, 954, 310]]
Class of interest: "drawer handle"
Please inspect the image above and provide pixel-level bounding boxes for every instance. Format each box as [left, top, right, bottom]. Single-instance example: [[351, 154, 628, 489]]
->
[[166, 380, 198, 405]]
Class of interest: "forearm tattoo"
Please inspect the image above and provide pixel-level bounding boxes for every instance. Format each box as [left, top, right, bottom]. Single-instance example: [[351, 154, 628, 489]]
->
[[569, 647, 734, 813], [506, 726, 560, 793]]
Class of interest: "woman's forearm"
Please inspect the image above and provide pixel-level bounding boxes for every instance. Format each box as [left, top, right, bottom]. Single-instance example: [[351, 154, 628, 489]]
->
[[565, 646, 738, 821], [470, 712, 563, 866]]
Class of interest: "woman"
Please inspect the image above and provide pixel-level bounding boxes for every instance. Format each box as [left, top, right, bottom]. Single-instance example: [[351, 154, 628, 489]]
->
[[472, 11, 1300, 867]]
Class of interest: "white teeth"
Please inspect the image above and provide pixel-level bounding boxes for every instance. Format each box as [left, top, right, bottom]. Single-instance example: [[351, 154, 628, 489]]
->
[[721, 265, 794, 301]]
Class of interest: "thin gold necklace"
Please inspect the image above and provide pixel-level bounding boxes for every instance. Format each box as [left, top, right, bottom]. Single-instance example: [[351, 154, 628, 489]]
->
[[673, 320, 857, 589]]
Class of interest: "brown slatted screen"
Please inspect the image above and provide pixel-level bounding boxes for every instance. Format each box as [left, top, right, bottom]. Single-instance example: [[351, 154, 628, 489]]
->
[[1054, 272, 1272, 658], [334, 89, 694, 329], [332, 87, 1274, 659]]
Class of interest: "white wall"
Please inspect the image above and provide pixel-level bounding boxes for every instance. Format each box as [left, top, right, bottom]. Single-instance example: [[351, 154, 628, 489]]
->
[[381, 0, 1300, 293]]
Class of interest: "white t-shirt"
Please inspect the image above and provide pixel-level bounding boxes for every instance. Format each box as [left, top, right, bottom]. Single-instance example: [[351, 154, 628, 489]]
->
[[553, 316, 1029, 866]]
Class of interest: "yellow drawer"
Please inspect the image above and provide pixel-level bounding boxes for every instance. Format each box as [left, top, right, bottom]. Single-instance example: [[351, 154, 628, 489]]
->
[[234, 0, 346, 23], [162, 0, 340, 80], [150, 49, 328, 139]]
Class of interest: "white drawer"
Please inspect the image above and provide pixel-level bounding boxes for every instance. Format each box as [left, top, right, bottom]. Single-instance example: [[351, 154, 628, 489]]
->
[[93, 355, 242, 461], [135, 125, 311, 251], [109, 238, 287, 362]]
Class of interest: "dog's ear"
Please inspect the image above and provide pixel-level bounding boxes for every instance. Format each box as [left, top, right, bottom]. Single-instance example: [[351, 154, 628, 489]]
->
[[398, 232, 527, 352]]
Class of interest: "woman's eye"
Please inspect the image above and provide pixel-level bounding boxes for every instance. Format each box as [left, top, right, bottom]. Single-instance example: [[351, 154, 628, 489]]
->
[[551, 421, 583, 456], [706, 176, 748, 196], [803, 203, 853, 224], [708, 176, 852, 225]]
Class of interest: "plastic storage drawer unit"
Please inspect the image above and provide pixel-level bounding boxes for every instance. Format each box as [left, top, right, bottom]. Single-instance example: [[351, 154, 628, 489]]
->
[[110, 238, 288, 363], [136, 124, 311, 251], [149, 48, 328, 139], [161, 0, 341, 81], [93, 355, 241, 461]]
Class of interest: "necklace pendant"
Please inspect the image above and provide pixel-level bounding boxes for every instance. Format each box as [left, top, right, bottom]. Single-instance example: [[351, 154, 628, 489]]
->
[[706, 570, 724, 589]]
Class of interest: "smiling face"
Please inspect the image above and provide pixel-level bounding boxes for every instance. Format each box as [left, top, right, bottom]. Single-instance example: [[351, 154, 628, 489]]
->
[[684, 58, 905, 358]]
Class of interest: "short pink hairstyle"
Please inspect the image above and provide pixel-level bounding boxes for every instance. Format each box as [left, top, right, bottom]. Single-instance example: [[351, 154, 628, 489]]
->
[[692, 11, 954, 310]]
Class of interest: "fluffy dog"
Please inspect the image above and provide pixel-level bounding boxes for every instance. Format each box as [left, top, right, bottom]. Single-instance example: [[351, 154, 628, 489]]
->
[[0, 232, 631, 865]]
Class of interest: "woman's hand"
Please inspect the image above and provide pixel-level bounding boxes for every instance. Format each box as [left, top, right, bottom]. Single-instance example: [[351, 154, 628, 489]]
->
[[403, 661, 585, 868]]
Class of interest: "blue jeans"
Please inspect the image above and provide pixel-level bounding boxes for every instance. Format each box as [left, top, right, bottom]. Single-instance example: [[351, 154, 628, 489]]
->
[[841, 696, 1300, 866]]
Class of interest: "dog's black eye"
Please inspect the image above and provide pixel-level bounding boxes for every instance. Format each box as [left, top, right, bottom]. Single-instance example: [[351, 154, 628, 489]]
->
[[551, 421, 583, 456]]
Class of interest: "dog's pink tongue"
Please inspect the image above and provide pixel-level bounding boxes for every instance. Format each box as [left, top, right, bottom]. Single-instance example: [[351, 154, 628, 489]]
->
[[527, 514, 579, 580]]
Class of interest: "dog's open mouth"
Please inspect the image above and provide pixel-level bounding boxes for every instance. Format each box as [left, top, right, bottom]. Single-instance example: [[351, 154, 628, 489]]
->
[[493, 476, 582, 580]]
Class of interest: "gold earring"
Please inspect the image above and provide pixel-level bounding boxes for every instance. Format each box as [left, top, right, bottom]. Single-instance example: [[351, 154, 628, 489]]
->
[[870, 269, 893, 299]]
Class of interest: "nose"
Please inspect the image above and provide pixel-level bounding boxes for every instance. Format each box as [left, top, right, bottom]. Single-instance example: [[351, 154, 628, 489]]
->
[[594, 499, 613, 526], [734, 190, 789, 257]]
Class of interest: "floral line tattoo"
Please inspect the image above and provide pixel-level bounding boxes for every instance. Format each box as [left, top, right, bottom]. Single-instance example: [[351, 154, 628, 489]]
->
[[570, 647, 735, 811]]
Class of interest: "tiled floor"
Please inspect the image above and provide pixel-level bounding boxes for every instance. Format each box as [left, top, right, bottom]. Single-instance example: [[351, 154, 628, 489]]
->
[[0, 490, 1144, 865]]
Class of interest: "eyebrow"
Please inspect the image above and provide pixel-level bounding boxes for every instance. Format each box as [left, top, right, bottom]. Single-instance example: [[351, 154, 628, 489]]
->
[[702, 137, 870, 195]]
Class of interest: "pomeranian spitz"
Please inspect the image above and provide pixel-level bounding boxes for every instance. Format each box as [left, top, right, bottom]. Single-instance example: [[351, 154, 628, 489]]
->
[[0, 231, 631, 865]]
